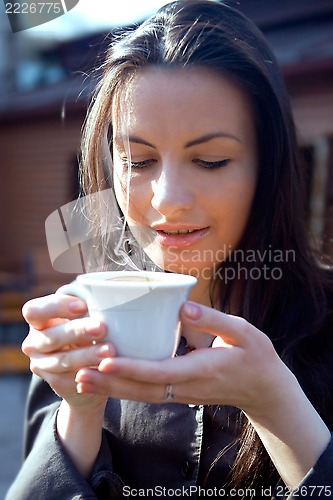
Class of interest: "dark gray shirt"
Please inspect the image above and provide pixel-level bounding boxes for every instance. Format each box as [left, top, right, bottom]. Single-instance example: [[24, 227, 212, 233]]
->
[[6, 334, 333, 500]]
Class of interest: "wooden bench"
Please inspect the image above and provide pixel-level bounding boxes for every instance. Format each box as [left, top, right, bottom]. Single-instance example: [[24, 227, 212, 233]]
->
[[0, 345, 30, 373], [0, 291, 31, 374]]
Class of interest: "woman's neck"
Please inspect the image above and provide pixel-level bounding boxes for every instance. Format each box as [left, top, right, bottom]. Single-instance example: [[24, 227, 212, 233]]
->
[[182, 274, 215, 349], [188, 274, 213, 308]]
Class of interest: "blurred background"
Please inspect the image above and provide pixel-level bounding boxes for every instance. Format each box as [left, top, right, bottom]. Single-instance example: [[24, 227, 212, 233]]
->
[[0, 0, 333, 496]]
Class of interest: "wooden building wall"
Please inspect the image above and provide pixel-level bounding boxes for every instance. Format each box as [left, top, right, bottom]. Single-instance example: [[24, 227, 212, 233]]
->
[[288, 76, 333, 255], [0, 112, 84, 289]]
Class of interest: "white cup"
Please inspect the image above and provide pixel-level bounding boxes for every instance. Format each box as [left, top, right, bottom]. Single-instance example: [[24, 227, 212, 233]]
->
[[56, 271, 197, 360]]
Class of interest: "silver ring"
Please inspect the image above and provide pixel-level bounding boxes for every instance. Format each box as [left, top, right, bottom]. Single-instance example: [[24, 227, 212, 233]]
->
[[164, 384, 175, 402]]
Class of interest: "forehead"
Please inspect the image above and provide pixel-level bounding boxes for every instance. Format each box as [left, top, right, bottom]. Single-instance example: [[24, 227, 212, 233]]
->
[[112, 66, 255, 143]]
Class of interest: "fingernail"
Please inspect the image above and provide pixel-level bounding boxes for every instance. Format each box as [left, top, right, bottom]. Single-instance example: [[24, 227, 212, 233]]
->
[[86, 319, 104, 337], [76, 383, 84, 393], [97, 344, 112, 358], [69, 300, 87, 313], [75, 369, 91, 383], [76, 382, 92, 394], [183, 302, 202, 320]]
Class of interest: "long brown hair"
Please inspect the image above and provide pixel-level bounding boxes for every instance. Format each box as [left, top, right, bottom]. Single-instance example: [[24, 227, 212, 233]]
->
[[80, 0, 333, 489]]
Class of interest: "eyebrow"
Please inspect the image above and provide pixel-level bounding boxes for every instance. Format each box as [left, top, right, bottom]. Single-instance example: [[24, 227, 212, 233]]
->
[[185, 132, 242, 148], [114, 132, 242, 150], [114, 136, 156, 149]]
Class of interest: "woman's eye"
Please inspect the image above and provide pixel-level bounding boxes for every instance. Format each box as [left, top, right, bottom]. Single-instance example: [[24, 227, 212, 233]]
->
[[194, 158, 231, 170], [123, 158, 157, 169]]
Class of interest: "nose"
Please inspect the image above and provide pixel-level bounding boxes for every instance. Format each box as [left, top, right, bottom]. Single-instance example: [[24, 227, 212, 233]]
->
[[151, 164, 194, 217]]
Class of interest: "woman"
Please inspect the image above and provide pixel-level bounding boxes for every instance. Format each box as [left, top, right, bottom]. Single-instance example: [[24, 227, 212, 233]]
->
[[7, 1, 333, 498]]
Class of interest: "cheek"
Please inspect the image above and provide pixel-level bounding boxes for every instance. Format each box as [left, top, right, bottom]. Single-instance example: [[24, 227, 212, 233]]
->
[[227, 187, 255, 225], [114, 172, 151, 223], [212, 171, 256, 231]]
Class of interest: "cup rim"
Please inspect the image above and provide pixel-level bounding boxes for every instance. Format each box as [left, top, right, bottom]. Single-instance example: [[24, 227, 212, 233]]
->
[[75, 271, 197, 287]]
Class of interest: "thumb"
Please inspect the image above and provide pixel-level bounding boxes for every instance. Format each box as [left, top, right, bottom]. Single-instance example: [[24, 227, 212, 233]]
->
[[180, 301, 251, 347]]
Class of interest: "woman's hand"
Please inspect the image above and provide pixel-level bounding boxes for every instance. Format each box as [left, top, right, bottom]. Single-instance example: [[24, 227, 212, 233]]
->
[[22, 293, 119, 478], [75, 300, 331, 488], [21, 293, 116, 411], [75, 301, 289, 415]]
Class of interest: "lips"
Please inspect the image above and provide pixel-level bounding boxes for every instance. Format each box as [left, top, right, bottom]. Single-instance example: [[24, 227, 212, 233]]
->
[[152, 226, 210, 247]]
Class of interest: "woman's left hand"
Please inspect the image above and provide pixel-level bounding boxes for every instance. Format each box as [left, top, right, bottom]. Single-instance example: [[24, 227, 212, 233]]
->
[[76, 301, 331, 489], [75, 301, 292, 417]]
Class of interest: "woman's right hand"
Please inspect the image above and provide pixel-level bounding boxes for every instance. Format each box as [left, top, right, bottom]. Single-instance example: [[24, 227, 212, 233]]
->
[[21, 293, 116, 410], [22, 293, 117, 478]]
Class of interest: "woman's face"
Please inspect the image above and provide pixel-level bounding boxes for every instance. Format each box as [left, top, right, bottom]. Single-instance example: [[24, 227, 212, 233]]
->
[[112, 67, 257, 279]]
